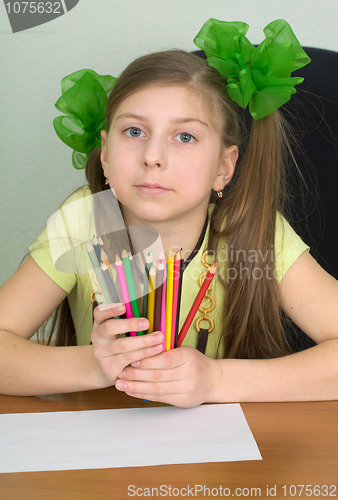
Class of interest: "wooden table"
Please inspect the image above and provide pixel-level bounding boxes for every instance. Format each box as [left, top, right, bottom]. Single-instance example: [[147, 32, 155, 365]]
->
[[0, 389, 337, 500]]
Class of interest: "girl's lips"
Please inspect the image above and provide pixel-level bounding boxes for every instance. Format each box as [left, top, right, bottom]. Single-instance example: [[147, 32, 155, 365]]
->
[[135, 184, 170, 195]]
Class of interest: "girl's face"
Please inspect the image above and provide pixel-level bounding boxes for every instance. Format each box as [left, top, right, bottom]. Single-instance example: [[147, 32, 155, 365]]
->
[[101, 85, 237, 229]]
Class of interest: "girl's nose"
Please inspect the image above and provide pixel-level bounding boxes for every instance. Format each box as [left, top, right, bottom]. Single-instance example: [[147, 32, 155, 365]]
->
[[142, 139, 166, 169]]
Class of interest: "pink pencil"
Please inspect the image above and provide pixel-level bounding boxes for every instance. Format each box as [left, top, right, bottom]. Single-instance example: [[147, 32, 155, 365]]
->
[[160, 255, 166, 352], [115, 254, 136, 336], [170, 250, 181, 349]]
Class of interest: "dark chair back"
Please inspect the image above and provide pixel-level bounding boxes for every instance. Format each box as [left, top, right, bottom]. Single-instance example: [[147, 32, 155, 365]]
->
[[283, 47, 338, 280]]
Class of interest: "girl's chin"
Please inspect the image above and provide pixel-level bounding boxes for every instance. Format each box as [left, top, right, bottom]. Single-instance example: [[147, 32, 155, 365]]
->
[[121, 206, 172, 225]]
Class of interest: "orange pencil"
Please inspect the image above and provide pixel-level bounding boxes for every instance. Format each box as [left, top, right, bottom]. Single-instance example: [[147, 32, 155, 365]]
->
[[177, 264, 216, 347]]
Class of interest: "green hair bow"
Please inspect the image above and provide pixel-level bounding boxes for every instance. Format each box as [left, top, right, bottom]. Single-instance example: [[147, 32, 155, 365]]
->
[[193, 18, 311, 120], [53, 69, 117, 169]]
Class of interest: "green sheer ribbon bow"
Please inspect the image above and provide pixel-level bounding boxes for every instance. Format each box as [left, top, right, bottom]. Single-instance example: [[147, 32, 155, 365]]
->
[[53, 69, 117, 169], [194, 18, 311, 120]]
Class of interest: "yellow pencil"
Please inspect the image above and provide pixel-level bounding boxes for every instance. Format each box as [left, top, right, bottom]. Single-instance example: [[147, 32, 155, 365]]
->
[[165, 248, 174, 350], [147, 265, 156, 333]]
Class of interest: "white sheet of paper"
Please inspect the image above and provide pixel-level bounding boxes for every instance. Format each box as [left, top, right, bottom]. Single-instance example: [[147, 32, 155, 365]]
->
[[0, 403, 261, 473]]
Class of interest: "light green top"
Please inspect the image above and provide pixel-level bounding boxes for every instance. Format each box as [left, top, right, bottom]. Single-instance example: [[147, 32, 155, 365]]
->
[[29, 186, 309, 357]]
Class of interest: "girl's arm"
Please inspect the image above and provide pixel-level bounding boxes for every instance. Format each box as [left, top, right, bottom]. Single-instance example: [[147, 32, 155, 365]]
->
[[115, 251, 338, 406], [0, 256, 163, 396]]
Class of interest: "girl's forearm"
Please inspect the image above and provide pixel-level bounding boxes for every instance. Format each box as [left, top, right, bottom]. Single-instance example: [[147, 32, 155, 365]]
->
[[0, 331, 106, 396], [212, 339, 338, 403]]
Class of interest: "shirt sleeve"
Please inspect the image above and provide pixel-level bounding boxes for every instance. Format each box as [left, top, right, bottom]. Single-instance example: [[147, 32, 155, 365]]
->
[[28, 186, 93, 293], [29, 225, 77, 293], [274, 213, 310, 283]]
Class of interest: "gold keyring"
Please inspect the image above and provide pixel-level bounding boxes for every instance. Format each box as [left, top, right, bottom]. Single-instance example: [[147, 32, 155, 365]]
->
[[201, 250, 214, 269], [195, 316, 214, 333], [198, 271, 213, 291], [198, 294, 215, 314], [90, 289, 101, 304]]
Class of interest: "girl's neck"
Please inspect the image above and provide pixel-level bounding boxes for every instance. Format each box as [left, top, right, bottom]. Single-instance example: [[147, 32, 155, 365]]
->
[[122, 208, 208, 261]]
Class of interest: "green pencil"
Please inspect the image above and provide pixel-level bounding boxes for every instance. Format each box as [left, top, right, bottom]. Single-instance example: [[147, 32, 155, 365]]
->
[[121, 249, 143, 335]]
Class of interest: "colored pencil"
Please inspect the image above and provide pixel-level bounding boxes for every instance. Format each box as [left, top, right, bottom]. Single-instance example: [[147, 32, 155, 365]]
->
[[121, 249, 141, 324], [171, 250, 181, 349], [174, 250, 184, 347], [127, 249, 133, 274], [86, 241, 112, 303], [100, 244, 126, 336], [100, 262, 120, 303], [142, 253, 152, 320], [160, 257, 166, 352], [177, 264, 217, 347], [101, 248, 114, 278], [115, 254, 136, 336], [92, 236, 101, 262], [154, 260, 165, 332], [147, 265, 156, 333], [165, 248, 174, 351], [100, 248, 120, 301]]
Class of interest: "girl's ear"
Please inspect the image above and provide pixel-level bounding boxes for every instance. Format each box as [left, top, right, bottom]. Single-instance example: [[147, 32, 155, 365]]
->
[[213, 145, 238, 191], [100, 130, 108, 175]]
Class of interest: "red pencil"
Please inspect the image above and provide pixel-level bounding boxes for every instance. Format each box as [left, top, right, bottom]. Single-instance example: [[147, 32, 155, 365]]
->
[[177, 264, 216, 347]]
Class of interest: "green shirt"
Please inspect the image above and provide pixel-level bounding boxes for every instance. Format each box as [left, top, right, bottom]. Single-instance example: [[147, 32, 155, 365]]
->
[[29, 186, 309, 357]]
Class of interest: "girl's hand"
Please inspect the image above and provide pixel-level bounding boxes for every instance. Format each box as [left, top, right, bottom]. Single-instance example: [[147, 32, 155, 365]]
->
[[91, 303, 164, 387], [115, 345, 222, 407]]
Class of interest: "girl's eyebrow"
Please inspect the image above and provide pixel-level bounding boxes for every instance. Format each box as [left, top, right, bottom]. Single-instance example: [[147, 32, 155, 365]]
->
[[116, 112, 209, 127], [116, 112, 144, 121], [172, 117, 209, 127]]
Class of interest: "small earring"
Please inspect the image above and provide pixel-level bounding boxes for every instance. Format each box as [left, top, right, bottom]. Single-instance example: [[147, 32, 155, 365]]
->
[[105, 177, 109, 185], [217, 190, 223, 198]]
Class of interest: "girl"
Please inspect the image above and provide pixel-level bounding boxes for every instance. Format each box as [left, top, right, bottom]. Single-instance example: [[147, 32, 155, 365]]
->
[[1, 19, 338, 406]]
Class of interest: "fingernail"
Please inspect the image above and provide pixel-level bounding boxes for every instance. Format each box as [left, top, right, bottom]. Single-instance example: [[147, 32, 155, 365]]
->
[[153, 343, 163, 352], [98, 302, 123, 312], [131, 361, 140, 367], [139, 319, 149, 329], [116, 381, 126, 390], [119, 371, 125, 378], [153, 332, 163, 342], [114, 303, 125, 313]]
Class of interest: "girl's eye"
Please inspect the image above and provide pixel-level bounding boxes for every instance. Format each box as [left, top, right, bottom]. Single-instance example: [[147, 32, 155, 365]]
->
[[175, 133, 195, 143], [124, 127, 145, 138]]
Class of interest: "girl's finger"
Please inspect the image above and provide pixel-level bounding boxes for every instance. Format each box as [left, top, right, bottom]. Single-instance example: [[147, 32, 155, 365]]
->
[[129, 345, 187, 369], [95, 316, 150, 340], [93, 303, 126, 325], [118, 363, 178, 383], [93, 330, 164, 358], [115, 378, 181, 397], [114, 341, 164, 366]]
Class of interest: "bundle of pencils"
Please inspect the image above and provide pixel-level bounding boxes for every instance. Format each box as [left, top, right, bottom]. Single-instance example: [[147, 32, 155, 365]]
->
[[86, 238, 216, 348], [142, 249, 216, 349]]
